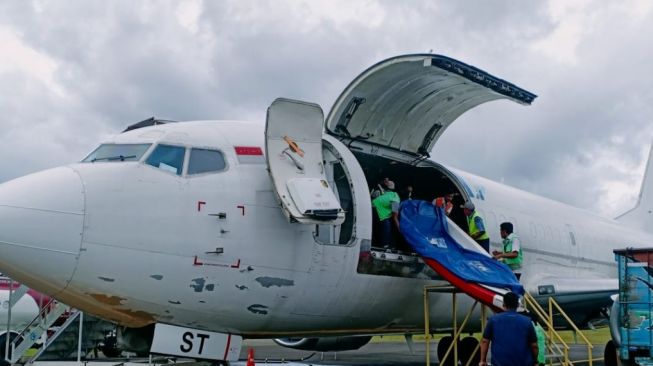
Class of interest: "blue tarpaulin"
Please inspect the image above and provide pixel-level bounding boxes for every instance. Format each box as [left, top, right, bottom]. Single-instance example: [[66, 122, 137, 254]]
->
[[400, 200, 524, 295]]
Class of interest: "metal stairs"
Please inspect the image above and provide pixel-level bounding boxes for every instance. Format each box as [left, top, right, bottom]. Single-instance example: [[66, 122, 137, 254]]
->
[[3, 279, 118, 365], [523, 292, 595, 366], [6, 299, 70, 363], [8, 284, 29, 309], [37, 313, 117, 361]]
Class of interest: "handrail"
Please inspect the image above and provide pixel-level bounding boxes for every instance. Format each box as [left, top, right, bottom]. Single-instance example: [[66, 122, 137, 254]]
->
[[523, 293, 569, 348], [549, 297, 593, 366], [522, 295, 568, 365], [14, 297, 57, 338], [424, 285, 488, 366], [549, 298, 593, 347], [423, 288, 593, 366], [439, 300, 479, 365], [26, 309, 80, 363], [523, 292, 594, 366], [523, 292, 572, 366], [524, 293, 572, 363]]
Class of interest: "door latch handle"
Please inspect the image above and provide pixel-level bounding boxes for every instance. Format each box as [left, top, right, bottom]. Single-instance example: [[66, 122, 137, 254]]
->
[[205, 247, 224, 255], [209, 212, 227, 219]]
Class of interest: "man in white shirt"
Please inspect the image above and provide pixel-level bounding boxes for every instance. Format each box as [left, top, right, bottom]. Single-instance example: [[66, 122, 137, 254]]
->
[[493, 222, 523, 280]]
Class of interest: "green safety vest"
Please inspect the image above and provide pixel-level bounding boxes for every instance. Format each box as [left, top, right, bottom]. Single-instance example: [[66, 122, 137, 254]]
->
[[534, 323, 545, 364], [372, 191, 400, 221], [467, 211, 489, 241], [502, 233, 523, 270]]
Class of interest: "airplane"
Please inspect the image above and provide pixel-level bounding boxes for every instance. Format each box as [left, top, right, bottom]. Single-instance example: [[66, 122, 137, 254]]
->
[[0, 279, 125, 363], [0, 53, 651, 364], [0, 277, 51, 362], [0, 279, 48, 336]]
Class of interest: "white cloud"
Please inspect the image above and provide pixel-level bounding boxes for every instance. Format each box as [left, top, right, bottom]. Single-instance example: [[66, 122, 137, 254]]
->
[[176, 0, 202, 34], [0, 26, 63, 96], [0, 0, 652, 218], [297, 0, 386, 28]]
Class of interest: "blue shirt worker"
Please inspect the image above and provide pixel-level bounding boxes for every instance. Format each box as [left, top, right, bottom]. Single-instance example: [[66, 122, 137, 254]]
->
[[493, 222, 524, 280], [480, 292, 538, 366], [461, 201, 490, 252]]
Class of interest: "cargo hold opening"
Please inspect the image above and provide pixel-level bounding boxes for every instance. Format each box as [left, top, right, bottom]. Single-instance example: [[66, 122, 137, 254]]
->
[[353, 152, 469, 251]]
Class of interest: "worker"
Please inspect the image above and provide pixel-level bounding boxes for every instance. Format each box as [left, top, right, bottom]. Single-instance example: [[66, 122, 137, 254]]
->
[[370, 177, 389, 199], [372, 180, 400, 250], [493, 222, 523, 279], [528, 312, 546, 366], [433, 193, 455, 216], [402, 185, 414, 200], [461, 201, 490, 252], [480, 292, 538, 366]]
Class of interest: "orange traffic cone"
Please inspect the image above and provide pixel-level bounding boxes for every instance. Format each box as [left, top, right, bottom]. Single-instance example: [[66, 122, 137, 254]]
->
[[246, 348, 255, 366]]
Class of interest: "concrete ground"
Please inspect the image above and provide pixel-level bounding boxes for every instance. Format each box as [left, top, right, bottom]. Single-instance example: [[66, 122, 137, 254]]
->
[[30, 339, 608, 366], [237, 339, 607, 365]]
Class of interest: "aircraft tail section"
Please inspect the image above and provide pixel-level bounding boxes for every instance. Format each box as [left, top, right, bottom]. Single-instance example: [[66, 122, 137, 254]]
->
[[616, 144, 653, 232], [399, 200, 523, 310]]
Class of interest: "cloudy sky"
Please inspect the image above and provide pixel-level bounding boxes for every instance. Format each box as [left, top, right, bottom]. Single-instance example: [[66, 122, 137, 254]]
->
[[1, 0, 652, 218]]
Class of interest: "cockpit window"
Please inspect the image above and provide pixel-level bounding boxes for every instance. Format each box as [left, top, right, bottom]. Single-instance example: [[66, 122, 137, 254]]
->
[[145, 144, 185, 175], [82, 144, 151, 163], [188, 148, 226, 175]]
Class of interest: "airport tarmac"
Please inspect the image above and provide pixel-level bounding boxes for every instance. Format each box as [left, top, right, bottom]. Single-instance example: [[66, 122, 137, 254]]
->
[[236, 339, 607, 365], [29, 339, 608, 366]]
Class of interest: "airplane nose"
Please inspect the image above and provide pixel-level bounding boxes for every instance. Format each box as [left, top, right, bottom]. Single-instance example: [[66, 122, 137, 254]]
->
[[0, 166, 84, 295]]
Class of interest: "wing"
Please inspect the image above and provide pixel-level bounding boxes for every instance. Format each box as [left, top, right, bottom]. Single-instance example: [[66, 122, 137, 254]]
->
[[529, 275, 617, 327]]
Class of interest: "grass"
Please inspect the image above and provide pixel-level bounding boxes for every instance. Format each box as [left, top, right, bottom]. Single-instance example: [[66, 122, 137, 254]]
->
[[372, 327, 611, 345]]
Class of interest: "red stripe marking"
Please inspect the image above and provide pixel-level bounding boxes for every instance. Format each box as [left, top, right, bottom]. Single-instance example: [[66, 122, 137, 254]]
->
[[422, 258, 503, 312], [223, 334, 232, 360], [193, 256, 204, 266], [235, 146, 263, 156]]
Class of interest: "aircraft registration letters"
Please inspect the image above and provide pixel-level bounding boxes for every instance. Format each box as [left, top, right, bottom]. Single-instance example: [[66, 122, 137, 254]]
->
[[150, 323, 242, 361]]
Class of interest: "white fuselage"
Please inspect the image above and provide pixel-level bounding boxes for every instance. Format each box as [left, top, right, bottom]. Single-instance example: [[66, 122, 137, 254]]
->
[[0, 120, 650, 338]]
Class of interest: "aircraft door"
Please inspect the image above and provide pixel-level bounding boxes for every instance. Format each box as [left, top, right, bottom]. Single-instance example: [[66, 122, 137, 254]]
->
[[315, 159, 337, 243], [265, 98, 345, 225], [565, 223, 579, 264]]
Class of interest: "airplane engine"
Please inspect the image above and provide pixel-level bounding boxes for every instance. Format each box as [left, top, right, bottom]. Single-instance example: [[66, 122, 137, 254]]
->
[[273, 336, 372, 352]]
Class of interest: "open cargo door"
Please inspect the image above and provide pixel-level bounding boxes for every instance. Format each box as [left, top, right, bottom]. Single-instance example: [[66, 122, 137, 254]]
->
[[265, 98, 345, 225], [325, 54, 536, 156]]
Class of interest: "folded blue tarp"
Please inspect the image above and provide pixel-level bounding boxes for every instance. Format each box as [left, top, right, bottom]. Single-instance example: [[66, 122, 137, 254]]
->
[[399, 200, 524, 295]]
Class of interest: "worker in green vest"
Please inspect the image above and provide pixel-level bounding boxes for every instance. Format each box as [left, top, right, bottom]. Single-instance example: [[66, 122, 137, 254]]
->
[[372, 180, 400, 250], [461, 201, 490, 252], [493, 221, 523, 280], [527, 312, 546, 366]]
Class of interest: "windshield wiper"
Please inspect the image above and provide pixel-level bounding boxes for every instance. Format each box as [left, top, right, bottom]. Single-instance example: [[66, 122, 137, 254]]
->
[[91, 155, 137, 162]]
